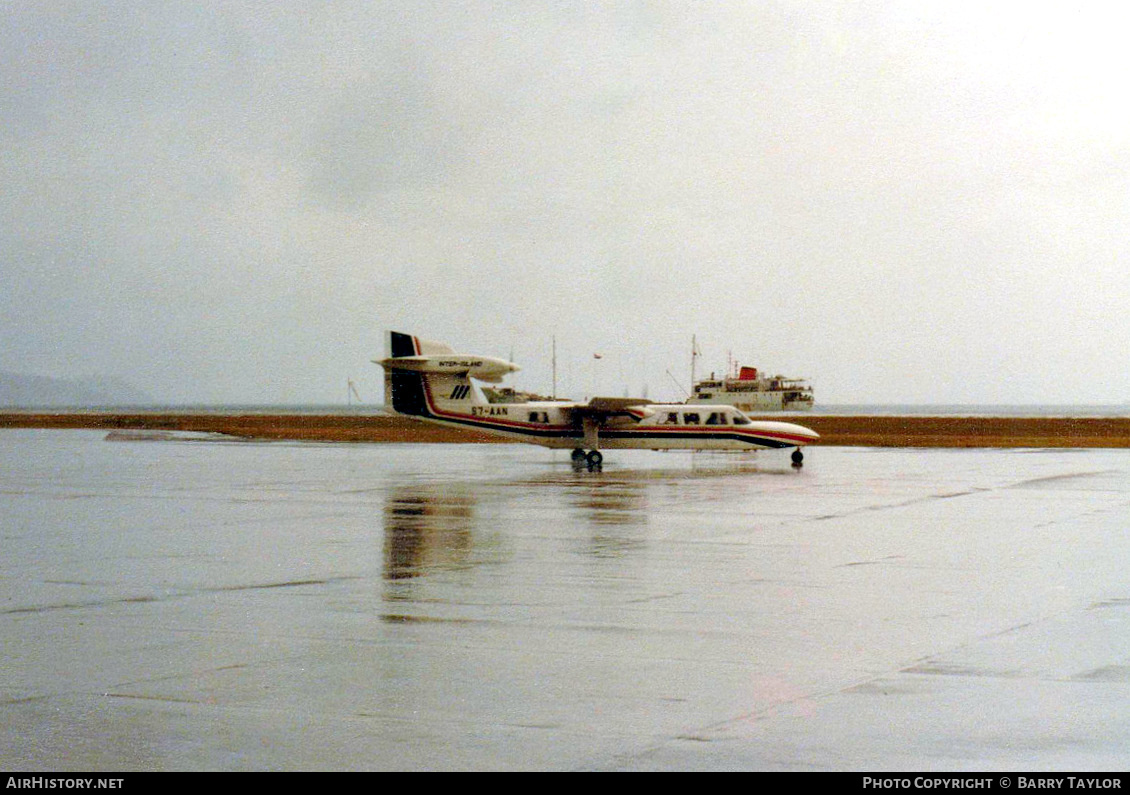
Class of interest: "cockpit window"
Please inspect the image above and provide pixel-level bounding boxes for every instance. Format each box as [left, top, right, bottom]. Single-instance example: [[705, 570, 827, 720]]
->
[[664, 412, 679, 425], [682, 412, 701, 425], [705, 412, 728, 425], [732, 413, 751, 425]]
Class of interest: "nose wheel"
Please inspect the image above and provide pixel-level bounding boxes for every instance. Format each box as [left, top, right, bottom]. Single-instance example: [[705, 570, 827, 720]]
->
[[791, 448, 804, 467]]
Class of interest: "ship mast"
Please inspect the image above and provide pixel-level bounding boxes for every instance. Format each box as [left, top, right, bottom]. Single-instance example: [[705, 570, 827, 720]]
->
[[690, 335, 700, 392]]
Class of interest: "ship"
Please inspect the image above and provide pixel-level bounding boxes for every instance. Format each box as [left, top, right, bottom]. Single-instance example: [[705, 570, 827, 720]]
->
[[689, 364, 814, 413]]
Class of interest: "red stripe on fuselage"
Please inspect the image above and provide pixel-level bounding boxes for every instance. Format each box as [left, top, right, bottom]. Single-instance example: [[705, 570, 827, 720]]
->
[[616, 424, 815, 445]]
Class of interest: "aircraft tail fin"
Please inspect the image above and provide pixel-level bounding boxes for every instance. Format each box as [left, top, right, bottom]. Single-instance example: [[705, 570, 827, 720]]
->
[[380, 331, 493, 417]]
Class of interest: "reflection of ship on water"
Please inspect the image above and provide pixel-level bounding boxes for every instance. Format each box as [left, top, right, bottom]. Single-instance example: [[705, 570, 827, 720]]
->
[[383, 485, 476, 582]]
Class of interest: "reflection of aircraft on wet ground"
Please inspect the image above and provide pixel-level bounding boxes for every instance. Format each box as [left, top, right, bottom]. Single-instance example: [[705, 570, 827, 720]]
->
[[383, 484, 475, 582], [375, 331, 819, 469]]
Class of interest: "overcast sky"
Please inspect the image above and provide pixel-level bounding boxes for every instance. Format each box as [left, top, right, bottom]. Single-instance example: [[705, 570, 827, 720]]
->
[[3, 1, 1129, 405]]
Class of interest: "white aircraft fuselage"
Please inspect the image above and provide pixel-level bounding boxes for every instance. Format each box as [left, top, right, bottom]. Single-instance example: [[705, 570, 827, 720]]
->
[[377, 332, 819, 463]]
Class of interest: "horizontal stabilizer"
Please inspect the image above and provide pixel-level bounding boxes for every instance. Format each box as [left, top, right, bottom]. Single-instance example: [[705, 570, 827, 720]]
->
[[377, 331, 519, 384]]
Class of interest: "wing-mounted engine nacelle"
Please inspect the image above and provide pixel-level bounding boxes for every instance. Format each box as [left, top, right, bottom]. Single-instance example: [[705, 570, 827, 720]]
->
[[377, 354, 520, 384]]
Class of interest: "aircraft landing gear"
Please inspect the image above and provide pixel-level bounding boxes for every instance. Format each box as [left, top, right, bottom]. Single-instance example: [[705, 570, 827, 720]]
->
[[570, 448, 603, 471], [791, 448, 805, 468]]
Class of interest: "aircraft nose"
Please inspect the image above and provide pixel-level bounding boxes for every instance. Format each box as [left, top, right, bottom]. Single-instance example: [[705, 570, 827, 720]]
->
[[789, 423, 820, 442]]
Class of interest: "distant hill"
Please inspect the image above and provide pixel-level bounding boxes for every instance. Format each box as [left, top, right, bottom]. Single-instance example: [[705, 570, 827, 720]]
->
[[0, 371, 155, 407]]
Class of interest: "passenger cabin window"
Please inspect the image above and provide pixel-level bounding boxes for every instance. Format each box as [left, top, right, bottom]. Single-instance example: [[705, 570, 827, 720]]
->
[[682, 412, 701, 425], [705, 412, 728, 425]]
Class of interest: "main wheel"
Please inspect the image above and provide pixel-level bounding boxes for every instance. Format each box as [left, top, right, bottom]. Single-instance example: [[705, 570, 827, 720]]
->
[[586, 450, 603, 468], [571, 448, 586, 463]]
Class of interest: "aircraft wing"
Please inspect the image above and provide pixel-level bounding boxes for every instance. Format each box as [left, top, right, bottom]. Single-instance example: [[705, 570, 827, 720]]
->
[[572, 397, 655, 422]]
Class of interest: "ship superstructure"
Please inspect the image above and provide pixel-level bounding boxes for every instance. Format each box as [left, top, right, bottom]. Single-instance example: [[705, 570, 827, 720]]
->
[[690, 364, 814, 412]]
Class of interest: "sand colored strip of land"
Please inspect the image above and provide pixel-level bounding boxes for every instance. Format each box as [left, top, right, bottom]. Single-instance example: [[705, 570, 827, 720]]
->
[[4, 412, 1130, 448]]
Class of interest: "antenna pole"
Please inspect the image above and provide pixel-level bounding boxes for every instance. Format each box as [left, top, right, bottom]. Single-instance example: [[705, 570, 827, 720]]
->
[[552, 335, 557, 400]]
